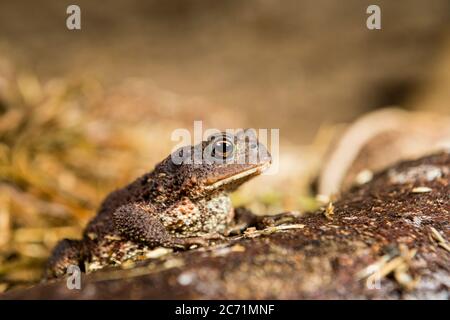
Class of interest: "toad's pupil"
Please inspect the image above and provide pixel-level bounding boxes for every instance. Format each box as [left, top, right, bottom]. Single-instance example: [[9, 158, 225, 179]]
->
[[215, 140, 233, 156], [221, 142, 229, 152]]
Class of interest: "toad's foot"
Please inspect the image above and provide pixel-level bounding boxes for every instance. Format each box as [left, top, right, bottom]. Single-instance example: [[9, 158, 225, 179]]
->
[[167, 233, 227, 249], [227, 207, 301, 235], [44, 239, 84, 280]]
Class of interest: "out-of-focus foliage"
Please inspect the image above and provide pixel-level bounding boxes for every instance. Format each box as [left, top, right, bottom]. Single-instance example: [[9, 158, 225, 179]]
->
[[0, 66, 181, 290]]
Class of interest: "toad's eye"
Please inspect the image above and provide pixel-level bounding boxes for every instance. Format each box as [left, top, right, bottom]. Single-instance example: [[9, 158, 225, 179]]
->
[[212, 138, 234, 159]]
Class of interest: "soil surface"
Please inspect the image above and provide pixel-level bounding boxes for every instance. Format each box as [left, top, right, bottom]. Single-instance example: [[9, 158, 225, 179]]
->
[[2, 152, 449, 299]]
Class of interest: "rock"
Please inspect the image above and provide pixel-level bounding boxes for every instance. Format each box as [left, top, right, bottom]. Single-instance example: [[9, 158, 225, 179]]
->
[[2, 152, 449, 299], [318, 108, 450, 196]]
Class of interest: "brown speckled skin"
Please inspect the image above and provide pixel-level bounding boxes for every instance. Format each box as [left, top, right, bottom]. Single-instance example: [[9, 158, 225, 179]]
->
[[45, 131, 271, 279]]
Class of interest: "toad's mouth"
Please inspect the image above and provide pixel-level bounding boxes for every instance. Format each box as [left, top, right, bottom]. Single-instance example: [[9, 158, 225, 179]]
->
[[204, 161, 271, 191]]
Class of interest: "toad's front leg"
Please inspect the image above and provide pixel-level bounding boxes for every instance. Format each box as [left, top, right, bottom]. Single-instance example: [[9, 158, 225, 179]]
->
[[112, 204, 220, 249]]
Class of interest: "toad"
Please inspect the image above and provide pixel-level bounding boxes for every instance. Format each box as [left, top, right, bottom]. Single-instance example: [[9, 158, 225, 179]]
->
[[45, 130, 271, 279]]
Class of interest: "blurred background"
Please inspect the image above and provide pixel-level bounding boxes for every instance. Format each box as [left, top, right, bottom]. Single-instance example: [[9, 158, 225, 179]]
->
[[0, 0, 449, 291]]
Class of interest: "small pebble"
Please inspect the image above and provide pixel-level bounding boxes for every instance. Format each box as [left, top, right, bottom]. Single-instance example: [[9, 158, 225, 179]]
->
[[411, 187, 432, 193], [178, 272, 195, 286]]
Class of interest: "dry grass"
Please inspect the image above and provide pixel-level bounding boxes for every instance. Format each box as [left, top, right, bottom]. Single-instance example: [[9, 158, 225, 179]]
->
[[0, 65, 187, 290]]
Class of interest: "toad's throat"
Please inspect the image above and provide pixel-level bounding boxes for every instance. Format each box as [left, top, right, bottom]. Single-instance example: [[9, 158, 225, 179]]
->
[[204, 162, 271, 191]]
